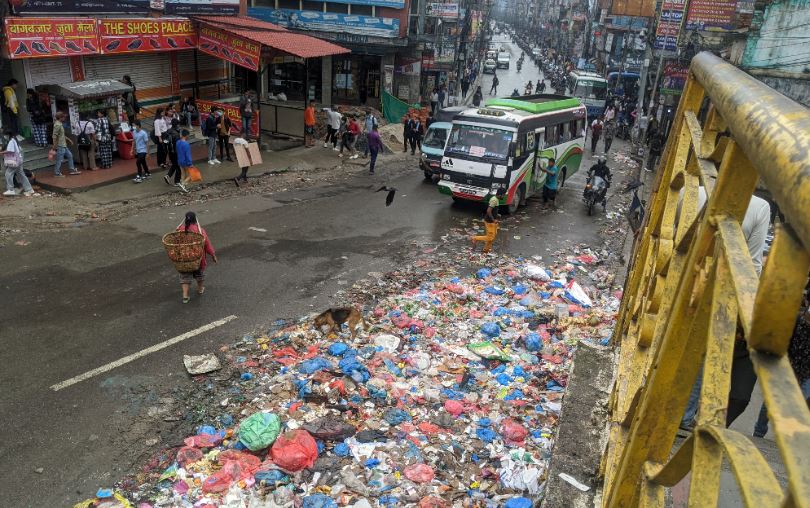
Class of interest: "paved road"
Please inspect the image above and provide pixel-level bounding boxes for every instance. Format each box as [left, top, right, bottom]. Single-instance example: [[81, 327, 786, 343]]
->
[[0, 141, 611, 506], [479, 32, 546, 99]]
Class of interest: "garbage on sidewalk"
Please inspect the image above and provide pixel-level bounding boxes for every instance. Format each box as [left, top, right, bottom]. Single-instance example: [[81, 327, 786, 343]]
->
[[111, 252, 619, 507]]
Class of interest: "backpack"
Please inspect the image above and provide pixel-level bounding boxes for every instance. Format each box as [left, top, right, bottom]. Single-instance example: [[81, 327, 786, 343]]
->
[[162, 129, 178, 155], [204, 115, 217, 137], [77, 122, 92, 150]]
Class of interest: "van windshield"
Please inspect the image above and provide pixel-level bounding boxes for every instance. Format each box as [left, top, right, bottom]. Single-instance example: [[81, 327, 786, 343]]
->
[[574, 80, 608, 100], [423, 127, 449, 149], [446, 124, 513, 161]]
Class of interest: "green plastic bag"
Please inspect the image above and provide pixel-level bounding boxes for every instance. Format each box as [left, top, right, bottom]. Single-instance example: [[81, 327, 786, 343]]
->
[[239, 412, 281, 451], [467, 341, 511, 362]]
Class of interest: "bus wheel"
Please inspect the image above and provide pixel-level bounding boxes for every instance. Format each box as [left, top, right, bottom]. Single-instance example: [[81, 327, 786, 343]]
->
[[560, 167, 568, 187], [507, 185, 524, 214]]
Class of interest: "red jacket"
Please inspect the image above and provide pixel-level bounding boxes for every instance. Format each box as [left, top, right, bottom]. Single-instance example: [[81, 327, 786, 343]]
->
[[176, 223, 216, 270]]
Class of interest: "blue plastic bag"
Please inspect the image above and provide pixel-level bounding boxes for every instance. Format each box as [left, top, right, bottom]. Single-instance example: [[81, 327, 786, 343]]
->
[[480, 322, 501, 338], [303, 494, 338, 508], [333, 442, 350, 456], [484, 286, 506, 295], [476, 427, 496, 442], [525, 332, 541, 352], [328, 342, 349, 356], [476, 268, 491, 279], [298, 357, 333, 374], [504, 497, 533, 508], [383, 408, 412, 425]]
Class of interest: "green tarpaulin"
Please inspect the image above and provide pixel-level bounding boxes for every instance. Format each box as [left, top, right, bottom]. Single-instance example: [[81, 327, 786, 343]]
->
[[382, 91, 419, 125]]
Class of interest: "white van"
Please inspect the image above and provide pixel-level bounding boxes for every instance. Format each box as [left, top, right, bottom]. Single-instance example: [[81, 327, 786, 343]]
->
[[497, 52, 510, 69]]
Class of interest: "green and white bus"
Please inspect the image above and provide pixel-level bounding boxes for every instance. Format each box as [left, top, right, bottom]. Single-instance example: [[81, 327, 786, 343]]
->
[[438, 95, 587, 212]]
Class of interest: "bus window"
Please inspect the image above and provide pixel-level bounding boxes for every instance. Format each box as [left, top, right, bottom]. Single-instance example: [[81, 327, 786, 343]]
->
[[546, 125, 558, 145], [560, 122, 570, 142], [526, 131, 535, 152], [576, 119, 586, 138]]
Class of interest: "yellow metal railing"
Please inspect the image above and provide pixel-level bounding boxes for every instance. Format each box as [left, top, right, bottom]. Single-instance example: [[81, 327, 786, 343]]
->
[[601, 51, 810, 507]]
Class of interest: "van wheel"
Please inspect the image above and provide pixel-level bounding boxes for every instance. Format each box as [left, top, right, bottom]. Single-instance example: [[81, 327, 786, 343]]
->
[[507, 185, 524, 214], [424, 171, 433, 181]]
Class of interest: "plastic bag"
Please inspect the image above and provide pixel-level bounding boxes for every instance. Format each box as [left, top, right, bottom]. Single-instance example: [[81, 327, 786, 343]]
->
[[327, 342, 349, 356], [271, 430, 318, 471], [383, 408, 412, 425], [238, 412, 281, 451], [176, 446, 204, 466], [480, 322, 501, 338], [524, 332, 541, 352], [418, 497, 448, 508], [373, 334, 401, 352], [218, 450, 261, 476], [444, 399, 465, 417], [298, 356, 333, 374], [201, 467, 234, 494], [504, 498, 533, 508], [302, 416, 357, 441], [403, 463, 435, 483], [467, 341, 511, 362], [500, 418, 528, 445], [525, 263, 551, 281], [187, 166, 202, 182], [565, 280, 593, 307], [302, 494, 338, 508]]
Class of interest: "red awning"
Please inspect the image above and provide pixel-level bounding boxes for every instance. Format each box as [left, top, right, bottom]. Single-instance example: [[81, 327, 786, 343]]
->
[[194, 15, 350, 60]]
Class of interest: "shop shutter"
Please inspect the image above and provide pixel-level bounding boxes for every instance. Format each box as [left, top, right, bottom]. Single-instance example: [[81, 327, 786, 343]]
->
[[26, 58, 74, 88], [176, 50, 226, 86], [83, 53, 172, 103]]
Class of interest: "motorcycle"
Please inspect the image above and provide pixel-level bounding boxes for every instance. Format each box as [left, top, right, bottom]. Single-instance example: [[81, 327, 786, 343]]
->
[[511, 89, 520, 97], [624, 180, 646, 233], [516, 61, 522, 73], [583, 174, 610, 215]]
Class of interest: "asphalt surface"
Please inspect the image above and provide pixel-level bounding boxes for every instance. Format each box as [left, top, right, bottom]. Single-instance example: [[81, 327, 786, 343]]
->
[[479, 32, 546, 100], [0, 54, 610, 507]]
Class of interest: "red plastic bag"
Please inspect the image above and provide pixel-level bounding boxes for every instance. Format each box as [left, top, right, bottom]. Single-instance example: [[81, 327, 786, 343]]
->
[[183, 433, 221, 448], [444, 400, 465, 417], [500, 418, 528, 445], [270, 430, 318, 472], [218, 450, 261, 476], [419, 496, 448, 508], [404, 463, 435, 483], [202, 468, 235, 494], [176, 446, 204, 466]]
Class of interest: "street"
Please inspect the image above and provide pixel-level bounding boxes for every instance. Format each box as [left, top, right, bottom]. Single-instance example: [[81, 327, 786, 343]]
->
[[0, 128, 614, 506], [479, 32, 546, 100]]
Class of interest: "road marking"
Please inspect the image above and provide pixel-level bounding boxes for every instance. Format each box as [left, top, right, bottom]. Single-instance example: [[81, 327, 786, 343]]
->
[[50, 315, 238, 392]]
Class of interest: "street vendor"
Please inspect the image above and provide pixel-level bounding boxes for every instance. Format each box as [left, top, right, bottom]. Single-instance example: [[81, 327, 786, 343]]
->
[[176, 211, 217, 304]]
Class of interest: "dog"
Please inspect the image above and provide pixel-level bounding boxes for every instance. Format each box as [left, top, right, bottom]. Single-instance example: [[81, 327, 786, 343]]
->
[[314, 307, 369, 338]]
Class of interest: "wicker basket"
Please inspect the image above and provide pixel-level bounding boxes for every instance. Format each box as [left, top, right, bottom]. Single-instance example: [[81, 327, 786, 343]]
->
[[162, 230, 205, 273]]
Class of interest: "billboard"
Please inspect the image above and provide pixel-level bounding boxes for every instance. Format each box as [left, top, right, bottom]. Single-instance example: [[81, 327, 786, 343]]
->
[[661, 62, 688, 95], [427, 3, 459, 18], [13, 0, 149, 14], [610, 0, 655, 17], [4, 17, 98, 58], [97, 18, 196, 54], [654, 0, 686, 51], [685, 0, 737, 30], [248, 8, 400, 39], [164, 0, 239, 15], [198, 23, 261, 71]]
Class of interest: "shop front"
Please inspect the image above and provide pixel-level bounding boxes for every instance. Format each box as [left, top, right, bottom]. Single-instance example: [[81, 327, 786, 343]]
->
[[193, 15, 349, 139]]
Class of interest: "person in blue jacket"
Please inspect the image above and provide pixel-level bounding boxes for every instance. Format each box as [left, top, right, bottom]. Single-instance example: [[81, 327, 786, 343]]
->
[[176, 129, 193, 193]]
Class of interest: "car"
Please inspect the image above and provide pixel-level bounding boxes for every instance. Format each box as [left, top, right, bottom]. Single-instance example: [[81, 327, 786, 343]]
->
[[497, 52, 510, 69], [532, 47, 542, 59], [483, 59, 497, 73], [486, 50, 497, 61]]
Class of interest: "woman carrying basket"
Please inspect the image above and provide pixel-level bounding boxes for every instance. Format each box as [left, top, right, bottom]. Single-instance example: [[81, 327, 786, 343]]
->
[[176, 211, 217, 304]]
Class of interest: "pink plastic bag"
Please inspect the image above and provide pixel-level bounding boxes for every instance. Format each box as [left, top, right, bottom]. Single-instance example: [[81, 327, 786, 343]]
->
[[404, 463, 435, 483], [176, 446, 204, 466], [444, 399, 465, 417], [218, 450, 262, 476], [500, 418, 528, 445], [183, 433, 221, 448], [271, 430, 318, 472], [418, 496, 447, 508]]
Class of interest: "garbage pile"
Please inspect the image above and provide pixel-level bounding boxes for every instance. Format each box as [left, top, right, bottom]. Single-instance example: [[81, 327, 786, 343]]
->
[[86, 253, 620, 508]]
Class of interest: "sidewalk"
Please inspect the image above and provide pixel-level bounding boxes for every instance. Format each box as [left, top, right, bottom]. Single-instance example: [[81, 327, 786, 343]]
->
[[35, 142, 372, 197]]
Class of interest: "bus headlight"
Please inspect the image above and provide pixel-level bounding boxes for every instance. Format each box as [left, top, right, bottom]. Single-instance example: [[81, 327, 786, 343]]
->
[[442, 174, 451, 180], [421, 153, 427, 159]]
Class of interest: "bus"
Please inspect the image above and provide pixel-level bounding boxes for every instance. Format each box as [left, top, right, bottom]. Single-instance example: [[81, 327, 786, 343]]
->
[[438, 95, 587, 213], [567, 70, 608, 118], [606, 71, 640, 100]]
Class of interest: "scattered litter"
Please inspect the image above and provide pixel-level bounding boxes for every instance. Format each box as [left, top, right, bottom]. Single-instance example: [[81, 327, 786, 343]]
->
[[248, 227, 267, 232], [558, 472, 591, 492], [182, 354, 221, 375]]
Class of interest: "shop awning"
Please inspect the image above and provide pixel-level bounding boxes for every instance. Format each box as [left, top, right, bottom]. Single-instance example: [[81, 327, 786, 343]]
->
[[37, 79, 132, 100], [195, 15, 350, 60]]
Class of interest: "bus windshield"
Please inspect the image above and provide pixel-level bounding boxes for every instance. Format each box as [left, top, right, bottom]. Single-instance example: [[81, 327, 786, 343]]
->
[[446, 124, 513, 161], [574, 80, 608, 100], [422, 127, 449, 149]]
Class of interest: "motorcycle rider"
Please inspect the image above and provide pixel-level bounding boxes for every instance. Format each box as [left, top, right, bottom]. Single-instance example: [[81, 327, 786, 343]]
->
[[524, 81, 533, 95], [511, 88, 520, 97], [586, 157, 612, 192]]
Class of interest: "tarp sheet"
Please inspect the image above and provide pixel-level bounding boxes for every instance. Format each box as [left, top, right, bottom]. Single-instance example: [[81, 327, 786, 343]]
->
[[382, 90, 418, 125]]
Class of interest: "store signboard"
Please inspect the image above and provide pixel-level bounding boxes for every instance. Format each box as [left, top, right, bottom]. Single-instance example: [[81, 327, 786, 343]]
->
[[14, 0, 149, 14], [197, 99, 259, 138], [310, 0, 404, 7], [426, 3, 459, 18], [610, 0, 655, 17], [4, 17, 98, 59], [198, 23, 261, 71], [164, 0, 239, 15], [685, 0, 737, 30], [97, 18, 196, 54], [249, 8, 400, 39], [661, 62, 688, 95], [654, 0, 686, 51]]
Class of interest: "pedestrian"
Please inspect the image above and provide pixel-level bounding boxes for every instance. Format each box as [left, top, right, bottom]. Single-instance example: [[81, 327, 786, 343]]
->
[[239, 90, 256, 140], [363, 111, 378, 158], [412, 115, 423, 153], [164, 118, 181, 184], [647, 132, 663, 172], [604, 103, 616, 123], [94, 109, 113, 169], [203, 109, 219, 165], [26, 89, 48, 148], [232, 137, 251, 186], [340, 116, 360, 159], [1, 79, 20, 139], [52, 111, 78, 177], [753, 297, 810, 437], [176, 211, 217, 304], [402, 115, 411, 153], [489, 74, 499, 95], [426, 110, 435, 129], [121, 75, 138, 124], [180, 96, 197, 130], [472, 86, 483, 107], [538, 79, 546, 93], [485, 190, 501, 223], [539, 158, 559, 207], [176, 129, 193, 194], [430, 89, 439, 115], [3, 129, 37, 197], [153, 108, 168, 168], [367, 124, 383, 174], [304, 98, 317, 147], [461, 77, 470, 99], [76, 112, 97, 171], [217, 112, 233, 162], [438, 86, 446, 110], [590, 117, 603, 152], [131, 119, 150, 183], [322, 107, 339, 150], [603, 120, 616, 154]]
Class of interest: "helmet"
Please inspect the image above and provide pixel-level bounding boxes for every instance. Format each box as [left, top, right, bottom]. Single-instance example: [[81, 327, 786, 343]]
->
[[598, 156, 606, 165]]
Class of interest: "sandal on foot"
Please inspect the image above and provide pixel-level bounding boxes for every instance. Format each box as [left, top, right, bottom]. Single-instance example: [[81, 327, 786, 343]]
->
[[198, 287, 206, 295], [182, 296, 191, 304]]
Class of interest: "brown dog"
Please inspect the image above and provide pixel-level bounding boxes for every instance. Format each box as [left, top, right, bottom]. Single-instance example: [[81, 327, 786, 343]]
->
[[314, 307, 369, 338]]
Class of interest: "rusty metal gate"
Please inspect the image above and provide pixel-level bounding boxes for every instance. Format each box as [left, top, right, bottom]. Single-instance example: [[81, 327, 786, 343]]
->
[[601, 51, 810, 506]]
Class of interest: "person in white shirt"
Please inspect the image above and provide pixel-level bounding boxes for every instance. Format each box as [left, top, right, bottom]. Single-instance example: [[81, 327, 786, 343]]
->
[[3, 129, 37, 196], [77, 112, 97, 170], [430, 89, 439, 115], [323, 107, 342, 150], [153, 108, 169, 168]]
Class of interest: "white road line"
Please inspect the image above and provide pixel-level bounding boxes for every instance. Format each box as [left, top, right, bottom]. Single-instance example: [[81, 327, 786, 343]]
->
[[50, 315, 238, 392]]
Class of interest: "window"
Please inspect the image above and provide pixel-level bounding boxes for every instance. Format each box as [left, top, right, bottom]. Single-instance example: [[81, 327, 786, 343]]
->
[[326, 2, 348, 12], [545, 125, 558, 146], [302, 0, 323, 10], [560, 122, 570, 142], [409, 15, 419, 36], [278, 0, 299, 9], [351, 4, 372, 15], [576, 119, 586, 137], [410, 0, 419, 14], [526, 131, 535, 152], [446, 124, 513, 161]]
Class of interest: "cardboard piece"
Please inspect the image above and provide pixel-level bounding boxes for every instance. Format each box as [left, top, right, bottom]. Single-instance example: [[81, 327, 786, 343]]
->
[[233, 142, 262, 168]]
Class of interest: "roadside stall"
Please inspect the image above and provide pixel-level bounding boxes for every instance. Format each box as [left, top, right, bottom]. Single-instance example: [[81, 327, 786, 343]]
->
[[35, 79, 132, 157], [193, 16, 350, 139]]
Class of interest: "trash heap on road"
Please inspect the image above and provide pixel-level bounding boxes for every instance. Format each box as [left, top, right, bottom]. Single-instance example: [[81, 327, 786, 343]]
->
[[88, 252, 620, 508]]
